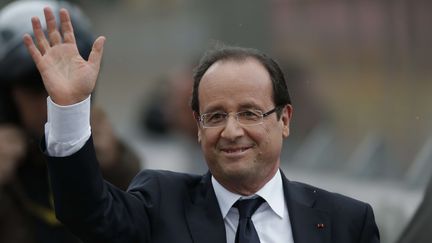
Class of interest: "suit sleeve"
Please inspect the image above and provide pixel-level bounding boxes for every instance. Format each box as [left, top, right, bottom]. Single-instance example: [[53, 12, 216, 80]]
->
[[358, 204, 380, 243], [45, 136, 154, 243]]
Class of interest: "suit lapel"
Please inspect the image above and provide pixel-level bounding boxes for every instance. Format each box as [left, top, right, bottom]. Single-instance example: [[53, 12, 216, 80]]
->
[[282, 171, 331, 243], [185, 171, 332, 243], [185, 172, 226, 243]]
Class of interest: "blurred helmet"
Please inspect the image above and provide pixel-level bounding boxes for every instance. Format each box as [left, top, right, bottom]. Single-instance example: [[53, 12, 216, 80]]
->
[[0, 0, 94, 89]]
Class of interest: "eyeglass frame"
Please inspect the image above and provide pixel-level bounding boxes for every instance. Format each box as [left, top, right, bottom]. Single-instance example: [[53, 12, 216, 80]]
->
[[198, 106, 283, 128]]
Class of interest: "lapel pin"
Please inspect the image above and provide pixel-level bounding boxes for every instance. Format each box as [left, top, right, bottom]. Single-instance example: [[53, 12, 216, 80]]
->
[[316, 223, 325, 229]]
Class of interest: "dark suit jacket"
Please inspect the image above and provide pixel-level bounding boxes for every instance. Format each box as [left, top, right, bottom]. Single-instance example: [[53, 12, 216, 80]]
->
[[45, 137, 379, 243]]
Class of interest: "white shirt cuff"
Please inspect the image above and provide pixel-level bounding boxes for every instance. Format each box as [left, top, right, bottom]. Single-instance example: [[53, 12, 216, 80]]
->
[[45, 96, 92, 157]]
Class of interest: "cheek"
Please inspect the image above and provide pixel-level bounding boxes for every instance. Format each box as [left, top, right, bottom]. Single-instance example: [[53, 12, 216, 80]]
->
[[250, 125, 271, 144], [256, 125, 283, 154], [200, 130, 220, 150]]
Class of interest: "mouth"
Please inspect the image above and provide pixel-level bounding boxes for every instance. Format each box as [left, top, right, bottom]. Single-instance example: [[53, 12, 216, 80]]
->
[[220, 145, 253, 156]]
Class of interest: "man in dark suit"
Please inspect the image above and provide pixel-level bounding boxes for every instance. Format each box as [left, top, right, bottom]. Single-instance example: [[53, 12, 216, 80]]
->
[[24, 7, 380, 243]]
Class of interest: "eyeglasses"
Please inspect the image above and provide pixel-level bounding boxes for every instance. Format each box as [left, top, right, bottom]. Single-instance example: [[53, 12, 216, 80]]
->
[[199, 107, 281, 128]]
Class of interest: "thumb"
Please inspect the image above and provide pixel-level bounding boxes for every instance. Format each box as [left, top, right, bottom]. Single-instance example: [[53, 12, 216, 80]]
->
[[88, 36, 106, 68]]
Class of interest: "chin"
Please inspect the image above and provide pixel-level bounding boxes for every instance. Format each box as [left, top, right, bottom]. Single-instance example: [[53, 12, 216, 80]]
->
[[220, 163, 257, 180]]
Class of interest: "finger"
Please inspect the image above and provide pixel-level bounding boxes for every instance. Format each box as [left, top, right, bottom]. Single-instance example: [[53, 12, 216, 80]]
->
[[59, 8, 76, 44], [44, 7, 62, 45], [23, 34, 43, 66], [31, 17, 50, 55], [88, 36, 106, 68]]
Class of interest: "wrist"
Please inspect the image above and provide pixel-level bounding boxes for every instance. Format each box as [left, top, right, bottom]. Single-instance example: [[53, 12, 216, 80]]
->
[[50, 93, 90, 106]]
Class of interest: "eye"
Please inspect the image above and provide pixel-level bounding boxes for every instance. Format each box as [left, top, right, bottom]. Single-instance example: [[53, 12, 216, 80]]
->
[[238, 110, 261, 120], [204, 112, 226, 123]]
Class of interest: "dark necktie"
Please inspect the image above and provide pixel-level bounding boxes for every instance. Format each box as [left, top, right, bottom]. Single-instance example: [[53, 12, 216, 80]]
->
[[234, 197, 265, 243]]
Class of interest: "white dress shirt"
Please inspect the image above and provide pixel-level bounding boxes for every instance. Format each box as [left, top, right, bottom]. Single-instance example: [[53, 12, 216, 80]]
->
[[212, 171, 294, 243], [45, 96, 91, 157], [45, 96, 294, 243]]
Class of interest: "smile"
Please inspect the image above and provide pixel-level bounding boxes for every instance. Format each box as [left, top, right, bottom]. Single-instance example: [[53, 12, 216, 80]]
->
[[220, 146, 253, 154]]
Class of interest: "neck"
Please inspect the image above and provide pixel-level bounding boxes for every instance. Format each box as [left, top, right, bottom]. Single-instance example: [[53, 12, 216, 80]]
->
[[217, 166, 279, 196]]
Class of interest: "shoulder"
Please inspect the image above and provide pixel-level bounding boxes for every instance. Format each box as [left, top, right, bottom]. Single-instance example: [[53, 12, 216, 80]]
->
[[294, 181, 367, 203], [285, 180, 380, 241], [285, 179, 376, 224], [127, 169, 204, 193], [125, 170, 213, 210]]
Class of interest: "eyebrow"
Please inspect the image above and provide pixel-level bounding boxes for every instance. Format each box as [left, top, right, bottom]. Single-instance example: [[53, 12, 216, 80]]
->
[[202, 102, 263, 114], [201, 106, 225, 114], [238, 103, 262, 110]]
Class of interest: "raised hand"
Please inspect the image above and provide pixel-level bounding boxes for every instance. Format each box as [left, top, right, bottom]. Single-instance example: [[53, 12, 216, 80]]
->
[[23, 7, 105, 105]]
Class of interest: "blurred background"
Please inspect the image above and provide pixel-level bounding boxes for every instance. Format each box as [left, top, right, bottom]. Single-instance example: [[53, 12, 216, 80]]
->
[[1, 0, 431, 242]]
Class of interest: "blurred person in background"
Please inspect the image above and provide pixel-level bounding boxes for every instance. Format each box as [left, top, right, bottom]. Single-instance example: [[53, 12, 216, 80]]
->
[[397, 175, 432, 243], [139, 63, 206, 173], [0, 1, 140, 242]]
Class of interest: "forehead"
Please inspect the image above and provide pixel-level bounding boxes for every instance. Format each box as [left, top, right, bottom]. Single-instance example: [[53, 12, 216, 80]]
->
[[198, 58, 274, 112]]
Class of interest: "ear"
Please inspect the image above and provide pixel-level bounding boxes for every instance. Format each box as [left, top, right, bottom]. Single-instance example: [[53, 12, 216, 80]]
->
[[197, 130, 202, 143], [193, 111, 202, 143], [281, 105, 293, 138]]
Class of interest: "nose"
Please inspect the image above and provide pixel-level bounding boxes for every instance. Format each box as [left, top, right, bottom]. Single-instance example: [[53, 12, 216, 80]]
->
[[220, 115, 244, 141]]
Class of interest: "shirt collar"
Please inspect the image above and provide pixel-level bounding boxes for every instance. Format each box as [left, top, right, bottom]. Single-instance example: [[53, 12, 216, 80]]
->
[[212, 170, 285, 219]]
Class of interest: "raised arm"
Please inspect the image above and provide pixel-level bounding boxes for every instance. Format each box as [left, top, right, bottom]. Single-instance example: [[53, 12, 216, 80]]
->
[[22, 8, 152, 242], [23, 7, 105, 105]]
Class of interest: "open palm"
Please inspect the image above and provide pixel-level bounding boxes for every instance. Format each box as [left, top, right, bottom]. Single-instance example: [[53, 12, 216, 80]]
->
[[23, 7, 105, 105]]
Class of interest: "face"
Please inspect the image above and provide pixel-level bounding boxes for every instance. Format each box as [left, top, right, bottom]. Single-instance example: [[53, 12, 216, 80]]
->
[[196, 58, 292, 193], [12, 87, 47, 138]]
